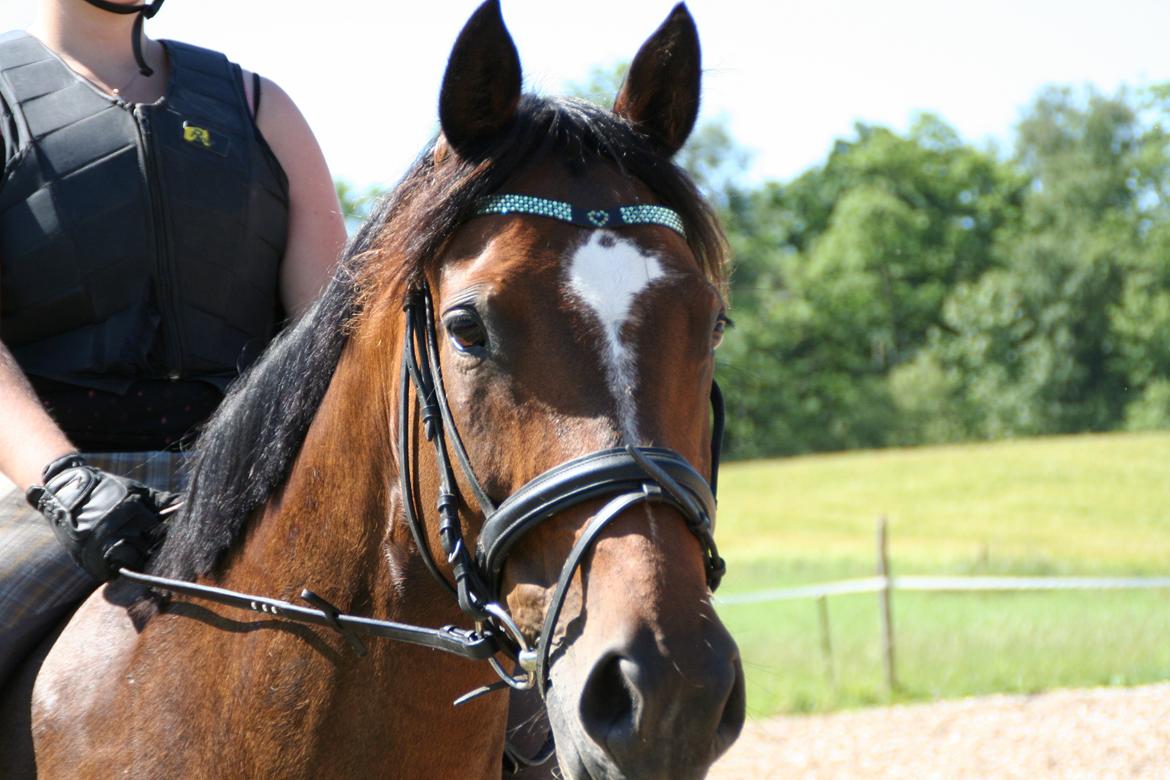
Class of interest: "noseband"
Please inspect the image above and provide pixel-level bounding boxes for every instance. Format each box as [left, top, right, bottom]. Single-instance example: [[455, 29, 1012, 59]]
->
[[118, 194, 726, 707]]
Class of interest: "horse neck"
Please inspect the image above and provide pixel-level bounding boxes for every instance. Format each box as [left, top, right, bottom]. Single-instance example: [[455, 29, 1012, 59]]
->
[[203, 313, 508, 767], [217, 333, 397, 604]]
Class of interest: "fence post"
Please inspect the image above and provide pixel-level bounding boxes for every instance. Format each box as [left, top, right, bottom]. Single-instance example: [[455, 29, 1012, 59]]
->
[[877, 515, 897, 693], [816, 595, 835, 686]]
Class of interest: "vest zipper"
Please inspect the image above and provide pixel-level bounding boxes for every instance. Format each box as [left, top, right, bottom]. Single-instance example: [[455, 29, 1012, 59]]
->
[[134, 105, 184, 380]]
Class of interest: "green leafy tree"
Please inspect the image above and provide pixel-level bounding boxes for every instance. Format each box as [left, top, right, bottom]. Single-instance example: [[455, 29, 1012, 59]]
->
[[721, 116, 1021, 454], [902, 87, 1160, 441], [1112, 84, 1170, 428]]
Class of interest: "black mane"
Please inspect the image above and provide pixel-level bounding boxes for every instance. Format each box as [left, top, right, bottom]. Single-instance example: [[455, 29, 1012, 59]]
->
[[150, 94, 727, 582]]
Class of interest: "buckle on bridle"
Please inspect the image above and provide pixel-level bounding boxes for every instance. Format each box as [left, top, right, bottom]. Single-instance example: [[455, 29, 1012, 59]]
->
[[454, 601, 538, 706], [481, 601, 538, 688]]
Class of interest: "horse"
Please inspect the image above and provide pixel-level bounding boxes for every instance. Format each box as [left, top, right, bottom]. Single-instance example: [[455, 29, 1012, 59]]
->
[[0, 2, 744, 777]]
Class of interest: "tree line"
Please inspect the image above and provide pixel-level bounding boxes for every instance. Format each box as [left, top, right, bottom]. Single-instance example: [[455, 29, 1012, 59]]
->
[[338, 79, 1170, 460], [717, 85, 1169, 458]]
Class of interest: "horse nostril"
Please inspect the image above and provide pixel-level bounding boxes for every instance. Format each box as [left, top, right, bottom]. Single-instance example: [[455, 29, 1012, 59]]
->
[[574, 642, 745, 773], [578, 653, 639, 754]]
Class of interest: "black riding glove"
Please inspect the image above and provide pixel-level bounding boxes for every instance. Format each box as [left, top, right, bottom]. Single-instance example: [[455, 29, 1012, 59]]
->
[[26, 453, 180, 581]]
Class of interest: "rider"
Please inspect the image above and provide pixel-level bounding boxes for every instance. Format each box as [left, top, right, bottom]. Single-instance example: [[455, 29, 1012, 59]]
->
[[0, 0, 347, 684]]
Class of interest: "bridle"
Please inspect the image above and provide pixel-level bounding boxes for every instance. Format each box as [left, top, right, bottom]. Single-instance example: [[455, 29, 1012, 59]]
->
[[119, 194, 726, 709], [398, 275, 725, 700]]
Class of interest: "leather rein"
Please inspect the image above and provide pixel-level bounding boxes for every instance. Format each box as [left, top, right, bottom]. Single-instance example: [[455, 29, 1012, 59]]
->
[[118, 195, 727, 708]]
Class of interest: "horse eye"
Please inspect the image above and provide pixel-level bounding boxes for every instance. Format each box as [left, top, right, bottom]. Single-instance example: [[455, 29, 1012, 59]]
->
[[713, 314, 732, 350], [444, 309, 488, 354]]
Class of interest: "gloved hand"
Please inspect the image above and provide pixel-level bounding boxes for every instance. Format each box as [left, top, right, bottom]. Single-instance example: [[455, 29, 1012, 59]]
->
[[26, 453, 181, 581]]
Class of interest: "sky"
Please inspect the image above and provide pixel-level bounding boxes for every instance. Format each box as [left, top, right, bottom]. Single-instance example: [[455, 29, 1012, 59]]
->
[[2, 0, 1168, 190]]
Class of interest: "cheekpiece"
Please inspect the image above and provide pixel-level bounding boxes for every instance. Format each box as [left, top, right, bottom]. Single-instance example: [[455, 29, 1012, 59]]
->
[[474, 193, 687, 239]]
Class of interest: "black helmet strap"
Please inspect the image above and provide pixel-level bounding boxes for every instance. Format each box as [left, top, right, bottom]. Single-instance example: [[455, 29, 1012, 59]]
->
[[80, 0, 165, 77]]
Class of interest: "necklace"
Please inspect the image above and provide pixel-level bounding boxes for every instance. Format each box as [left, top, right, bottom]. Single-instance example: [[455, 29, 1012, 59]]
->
[[57, 50, 150, 98], [108, 69, 139, 96]]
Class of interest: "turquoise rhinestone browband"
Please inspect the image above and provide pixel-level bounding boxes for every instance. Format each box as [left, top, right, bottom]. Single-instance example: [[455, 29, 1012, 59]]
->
[[473, 194, 687, 239]]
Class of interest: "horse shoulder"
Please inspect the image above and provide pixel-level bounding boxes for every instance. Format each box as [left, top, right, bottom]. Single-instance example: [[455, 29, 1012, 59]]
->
[[31, 582, 148, 773]]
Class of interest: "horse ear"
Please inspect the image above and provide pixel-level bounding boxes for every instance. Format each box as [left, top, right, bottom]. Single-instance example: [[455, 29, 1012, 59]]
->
[[612, 3, 701, 156], [438, 0, 522, 156]]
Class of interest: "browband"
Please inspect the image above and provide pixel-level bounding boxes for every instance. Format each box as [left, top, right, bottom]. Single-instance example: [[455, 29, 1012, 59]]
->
[[474, 193, 687, 238]]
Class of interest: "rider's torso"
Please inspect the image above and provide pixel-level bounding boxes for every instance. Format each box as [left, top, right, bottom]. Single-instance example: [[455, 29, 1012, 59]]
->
[[0, 32, 291, 448]]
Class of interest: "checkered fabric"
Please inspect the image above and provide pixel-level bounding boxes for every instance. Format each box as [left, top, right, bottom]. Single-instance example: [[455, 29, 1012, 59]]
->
[[0, 451, 188, 685]]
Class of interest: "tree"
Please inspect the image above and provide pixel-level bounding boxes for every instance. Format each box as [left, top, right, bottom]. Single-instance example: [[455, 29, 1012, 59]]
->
[[1113, 84, 1170, 429], [900, 87, 1161, 441], [719, 116, 1021, 454]]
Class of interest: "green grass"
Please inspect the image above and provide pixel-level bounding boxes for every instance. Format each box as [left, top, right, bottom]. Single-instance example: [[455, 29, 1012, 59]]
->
[[713, 431, 1170, 715]]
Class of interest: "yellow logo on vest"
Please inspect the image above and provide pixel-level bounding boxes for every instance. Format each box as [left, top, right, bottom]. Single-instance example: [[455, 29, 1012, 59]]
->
[[183, 124, 213, 148], [180, 120, 230, 157]]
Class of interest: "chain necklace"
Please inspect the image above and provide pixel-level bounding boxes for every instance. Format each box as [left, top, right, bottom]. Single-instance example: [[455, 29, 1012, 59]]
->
[[57, 50, 151, 97], [111, 70, 140, 96], [106, 68, 140, 97]]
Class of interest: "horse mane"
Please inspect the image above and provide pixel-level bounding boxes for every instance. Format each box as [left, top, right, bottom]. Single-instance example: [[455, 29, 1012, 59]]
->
[[149, 94, 728, 583]]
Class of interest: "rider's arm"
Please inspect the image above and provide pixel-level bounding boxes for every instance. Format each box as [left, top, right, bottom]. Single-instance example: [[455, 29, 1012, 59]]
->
[[246, 73, 348, 318], [0, 340, 74, 490], [0, 90, 71, 489], [1, 340, 177, 579]]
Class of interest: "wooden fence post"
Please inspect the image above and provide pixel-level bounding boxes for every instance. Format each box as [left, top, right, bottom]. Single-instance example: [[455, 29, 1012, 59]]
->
[[817, 595, 835, 686], [877, 515, 898, 693]]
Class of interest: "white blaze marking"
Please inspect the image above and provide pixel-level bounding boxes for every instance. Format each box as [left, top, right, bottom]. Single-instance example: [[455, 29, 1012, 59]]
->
[[566, 232, 665, 442]]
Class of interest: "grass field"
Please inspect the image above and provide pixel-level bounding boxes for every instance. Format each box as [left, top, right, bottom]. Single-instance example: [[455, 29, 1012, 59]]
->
[[713, 431, 1170, 716]]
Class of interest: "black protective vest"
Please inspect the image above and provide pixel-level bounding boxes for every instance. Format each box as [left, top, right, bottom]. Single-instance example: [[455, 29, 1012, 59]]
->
[[0, 32, 290, 394]]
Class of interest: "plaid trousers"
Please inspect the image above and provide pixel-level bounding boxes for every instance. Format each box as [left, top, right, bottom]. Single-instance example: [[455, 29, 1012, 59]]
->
[[0, 451, 187, 686]]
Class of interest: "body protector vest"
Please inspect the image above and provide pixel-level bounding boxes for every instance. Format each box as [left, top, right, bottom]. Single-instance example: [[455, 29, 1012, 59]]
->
[[0, 32, 290, 394]]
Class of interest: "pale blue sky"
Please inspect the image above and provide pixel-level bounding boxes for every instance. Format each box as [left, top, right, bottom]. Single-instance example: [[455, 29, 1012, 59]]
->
[[3, 1, 1168, 189]]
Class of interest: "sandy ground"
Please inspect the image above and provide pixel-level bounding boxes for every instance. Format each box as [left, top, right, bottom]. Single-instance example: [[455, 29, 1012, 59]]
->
[[709, 684, 1170, 780]]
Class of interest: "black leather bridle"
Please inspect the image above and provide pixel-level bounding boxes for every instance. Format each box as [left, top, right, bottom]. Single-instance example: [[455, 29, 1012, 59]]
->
[[398, 282, 725, 699], [120, 197, 727, 709]]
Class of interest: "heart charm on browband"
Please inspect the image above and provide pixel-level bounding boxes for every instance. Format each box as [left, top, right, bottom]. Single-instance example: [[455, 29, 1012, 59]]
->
[[587, 210, 609, 227]]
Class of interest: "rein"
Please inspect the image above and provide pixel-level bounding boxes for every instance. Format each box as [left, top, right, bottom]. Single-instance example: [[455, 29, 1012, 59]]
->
[[117, 569, 497, 661], [118, 195, 726, 712]]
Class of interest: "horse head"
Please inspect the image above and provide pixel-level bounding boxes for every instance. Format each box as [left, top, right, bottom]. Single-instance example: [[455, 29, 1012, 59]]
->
[[358, 2, 745, 775]]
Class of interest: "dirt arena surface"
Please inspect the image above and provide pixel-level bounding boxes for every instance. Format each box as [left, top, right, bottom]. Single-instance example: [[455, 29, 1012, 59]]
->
[[709, 683, 1170, 779]]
